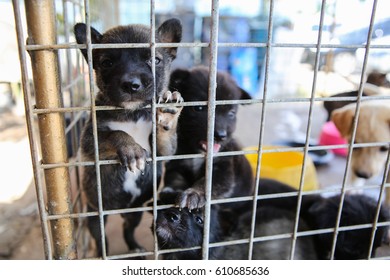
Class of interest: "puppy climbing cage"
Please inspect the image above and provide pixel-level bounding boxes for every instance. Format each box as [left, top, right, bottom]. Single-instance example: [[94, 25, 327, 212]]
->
[[12, 0, 390, 260]]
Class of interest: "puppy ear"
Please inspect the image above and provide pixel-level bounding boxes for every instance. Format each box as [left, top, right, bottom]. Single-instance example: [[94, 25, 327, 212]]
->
[[74, 23, 102, 62], [239, 87, 252, 100], [169, 68, 190, 91], [331, 105, 355, 138], [157, 18, 182, 59]]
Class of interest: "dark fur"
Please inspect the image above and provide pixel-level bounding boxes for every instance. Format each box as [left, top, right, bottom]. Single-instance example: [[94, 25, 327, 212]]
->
[[155, 206, 223, 260], [161, 66, 254, 211], [323, 71, 390, 121], [306, 194, 390, 259], [257, 179, 390, 259], [156, 178, 390, 259], [74, 19, 182, 256], [155, 179, 317, 260]]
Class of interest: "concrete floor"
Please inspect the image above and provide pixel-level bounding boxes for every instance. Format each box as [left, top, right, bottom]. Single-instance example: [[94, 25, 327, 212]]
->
[[0, 101, 389, 259]]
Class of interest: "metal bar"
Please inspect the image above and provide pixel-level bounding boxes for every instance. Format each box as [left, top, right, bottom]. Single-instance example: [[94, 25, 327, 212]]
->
[[202, 0, 220, 260], [38, 141, 390, 170], [31, 94, 390, 114], [12, 0, 53, 260], [149, 0, 160, 261], [290, 0, 327, 260], [42, 181, 390, 221], [367, 144, 390, 258], [329, 0, 379, 260], [248, 0, 275, 260], [62, 0, 85, 252], [23, 0, 77, 260], [25, 42, 390, 51], [83, 0, 108, 259]]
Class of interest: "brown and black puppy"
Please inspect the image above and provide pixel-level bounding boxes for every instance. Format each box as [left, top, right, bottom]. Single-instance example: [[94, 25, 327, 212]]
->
[[160, 66, 253, 211], [74, 19, 182, 257]]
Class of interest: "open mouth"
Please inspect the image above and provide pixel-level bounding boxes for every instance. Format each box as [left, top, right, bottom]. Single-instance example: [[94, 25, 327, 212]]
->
[[199, 140, 221, 154]]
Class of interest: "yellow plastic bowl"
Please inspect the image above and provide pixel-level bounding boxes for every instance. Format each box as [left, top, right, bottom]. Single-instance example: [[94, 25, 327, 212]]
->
[[244, 146, 318, 191]]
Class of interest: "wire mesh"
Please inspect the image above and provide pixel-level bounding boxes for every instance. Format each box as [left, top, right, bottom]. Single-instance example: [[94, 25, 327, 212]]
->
[[11, 0, 390, 260]]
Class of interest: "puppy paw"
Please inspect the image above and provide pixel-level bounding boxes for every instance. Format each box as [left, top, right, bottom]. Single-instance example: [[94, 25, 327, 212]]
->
[[157, 91, 183, 129], [156, 91, 183, 156], [176, 188, 206, 210], [117, 143, 148, 173], [158, 90, 184, 104]]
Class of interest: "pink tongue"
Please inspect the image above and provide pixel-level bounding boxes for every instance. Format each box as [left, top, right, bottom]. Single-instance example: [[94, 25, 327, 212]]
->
[[201, 142, 221, 153]]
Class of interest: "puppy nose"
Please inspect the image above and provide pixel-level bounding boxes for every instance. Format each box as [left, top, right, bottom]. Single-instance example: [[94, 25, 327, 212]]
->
[[215, 130, 227, 141], [121, 77, 143, 94], [355, 170, 372, 179]]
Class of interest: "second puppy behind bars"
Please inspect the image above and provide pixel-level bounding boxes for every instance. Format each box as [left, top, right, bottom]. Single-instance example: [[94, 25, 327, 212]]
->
[[160, 66, 254, 211], [74, 19, 183, 257]]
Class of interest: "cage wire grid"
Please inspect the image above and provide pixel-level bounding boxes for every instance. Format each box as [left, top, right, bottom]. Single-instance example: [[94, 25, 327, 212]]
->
[[11, 0, 390, 260]]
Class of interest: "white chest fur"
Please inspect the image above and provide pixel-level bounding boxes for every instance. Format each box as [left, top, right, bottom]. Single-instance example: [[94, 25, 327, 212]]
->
[[107, 119, 152, 153], [107, 119, 152, 198], [123, 170, 142, 201]]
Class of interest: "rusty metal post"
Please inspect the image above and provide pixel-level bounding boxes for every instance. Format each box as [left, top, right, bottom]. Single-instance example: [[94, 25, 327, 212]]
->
[[24, 0, 77, 259]]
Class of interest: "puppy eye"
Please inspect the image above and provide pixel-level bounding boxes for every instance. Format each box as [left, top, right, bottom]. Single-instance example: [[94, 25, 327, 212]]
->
[[379, 145, 389, 152], [148, 57, 161, 65], [193, 106, 206, 112], [228, 110, 236, 119], [101, 59, 113, 68], [195, 216, 203, 225]]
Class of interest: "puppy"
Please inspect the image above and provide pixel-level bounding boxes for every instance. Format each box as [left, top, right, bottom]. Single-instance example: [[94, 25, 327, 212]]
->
[[323, 71, 390, 121], [155, 179, 318, 260], [74, 19, 183, 256], [257, 179, 390, 259], [306, 194, 390, 259], [157, 178, 390, 259], [161, 66, 254, 211], [331, 100, 390, 185], [155, 206, 223, 260]]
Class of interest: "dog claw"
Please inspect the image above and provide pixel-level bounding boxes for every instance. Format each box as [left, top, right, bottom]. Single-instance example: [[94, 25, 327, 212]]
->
[[159, 90, 184, 104], [137, 159, 146, 172]]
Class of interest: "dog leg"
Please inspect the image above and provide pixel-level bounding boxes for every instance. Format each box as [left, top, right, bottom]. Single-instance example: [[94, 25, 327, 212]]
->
[[98, 130, 149, 172], [87, 205, 108, 257], [157, 91, 183, 156], [121, 211, 144, 258], [175, 159, 238, 210]]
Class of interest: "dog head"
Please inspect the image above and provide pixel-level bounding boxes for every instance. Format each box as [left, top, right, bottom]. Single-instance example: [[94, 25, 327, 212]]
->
[[307, 194, 390, 259], [331, 101, 390, 182], [155, 206, 221, 259], [169, 66, 251, 154], [74, 19, 182, 108]]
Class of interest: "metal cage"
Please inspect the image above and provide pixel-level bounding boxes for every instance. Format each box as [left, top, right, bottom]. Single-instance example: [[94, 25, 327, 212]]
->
[[11, 0, 390, 260]]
